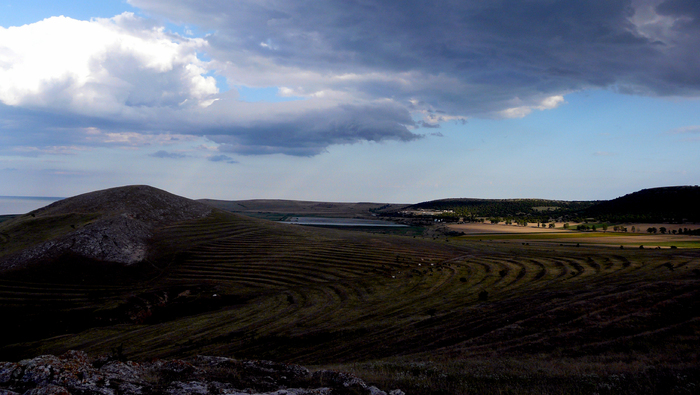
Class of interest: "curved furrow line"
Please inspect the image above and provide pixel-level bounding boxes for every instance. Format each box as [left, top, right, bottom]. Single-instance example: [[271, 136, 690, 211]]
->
[[187, 246, 398, 266], [282, 285, 347, 329], [189, 237, 288, 250], [585, 256, 602, 274], [670, 260, 692, 270], [561, 258, 585, 279], [0, 286, 128, 301], [166, 272, 298, 288], [451, 261, 474, 286], [174, 264, 346, 285], [174, 264, 344, 284], [0, 296, 93, 305], [551, 260, 569, 279], [175, 267, 325, 287], [165, 224, 259, 238], [188, 240, 458, 272], [268, 254, 391, 271], [529, 259, 548, 282], [177, 259, 372, 283], [174, 300, 298, 354], [349, 278, 380, 304], [602, 256, 614, 270], [421, 262, 461, 295], [164, 229, 268, 246], [580, 316, 700, 354], [503, 259, 527, 288], [611, 254, 632, 269], [0, 291, 92, 300], [169, 270, 313, 288], [482, 260, 509, 288], [469, 259, 495, 287], [312, 282, 356, 322], [286, 257, 389, 270], [0, 281, 128, 293]]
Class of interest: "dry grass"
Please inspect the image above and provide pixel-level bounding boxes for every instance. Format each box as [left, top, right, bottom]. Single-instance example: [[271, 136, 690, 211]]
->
[[448, 222, 575, 234]]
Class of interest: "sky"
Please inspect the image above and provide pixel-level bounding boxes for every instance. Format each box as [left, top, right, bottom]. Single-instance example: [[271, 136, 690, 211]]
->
[[0, 0, 699, 203]]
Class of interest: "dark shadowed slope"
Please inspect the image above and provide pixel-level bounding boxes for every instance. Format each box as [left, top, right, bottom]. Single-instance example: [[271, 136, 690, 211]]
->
[[0, 185, 212, 271], [584, 185, 700, 222]]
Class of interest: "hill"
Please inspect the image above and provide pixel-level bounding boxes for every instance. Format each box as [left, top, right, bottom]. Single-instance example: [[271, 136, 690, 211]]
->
[[199, 198, 406, 220], [398, 198, 595, 221], [1, 186, 699, 394], [583, 185, 700, 223], [0, 185, 212, 272], [388, 186, 700, 224]]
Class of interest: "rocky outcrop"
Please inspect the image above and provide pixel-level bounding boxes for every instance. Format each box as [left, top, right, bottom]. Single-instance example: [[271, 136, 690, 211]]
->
[[0, 185, 212, 271], [0, 351, 404, 395]]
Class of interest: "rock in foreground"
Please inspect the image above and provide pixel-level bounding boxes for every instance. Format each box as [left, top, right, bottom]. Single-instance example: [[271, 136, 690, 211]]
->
[[0, 351, 404, 395]]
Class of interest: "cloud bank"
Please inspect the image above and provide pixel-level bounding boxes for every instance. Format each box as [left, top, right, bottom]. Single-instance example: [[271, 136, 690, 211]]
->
[[2, 0, 700, 156]]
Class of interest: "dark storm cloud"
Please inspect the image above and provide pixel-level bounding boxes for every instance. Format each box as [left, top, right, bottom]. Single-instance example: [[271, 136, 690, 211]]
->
[[132, 0, 700, 107], [5, 1, 700, 157], [205, 103, 420, 156], [149, 150, 186, 159], [656, 0, 700, 26], [208, 154, 238, 164]]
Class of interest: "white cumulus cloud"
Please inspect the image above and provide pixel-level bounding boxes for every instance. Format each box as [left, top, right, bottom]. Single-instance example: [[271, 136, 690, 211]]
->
[[0, 13, 217, 114]]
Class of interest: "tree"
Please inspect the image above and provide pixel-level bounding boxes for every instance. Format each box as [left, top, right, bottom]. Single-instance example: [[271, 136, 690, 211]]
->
[[563, 223, 570, 230], [602, 224, 608, 232], [659, 227, 667, 234], [549, 223, 555, 228], [647, 227, 657, 234]]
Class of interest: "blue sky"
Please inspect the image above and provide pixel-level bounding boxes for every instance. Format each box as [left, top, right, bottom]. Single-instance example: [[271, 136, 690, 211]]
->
[[1, 0, 699, 203]]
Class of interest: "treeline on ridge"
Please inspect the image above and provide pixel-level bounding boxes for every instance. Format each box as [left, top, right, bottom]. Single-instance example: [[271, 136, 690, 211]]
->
[[393, 186, 700, 224], [400, 198, 595, 223], [583, 186, 700, 223]]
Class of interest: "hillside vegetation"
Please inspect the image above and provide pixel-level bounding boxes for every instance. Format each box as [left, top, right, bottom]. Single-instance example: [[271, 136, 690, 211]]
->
[[406, 198, 594, 219], [1, 186, 699, 394], [583, 185, 700, 223]]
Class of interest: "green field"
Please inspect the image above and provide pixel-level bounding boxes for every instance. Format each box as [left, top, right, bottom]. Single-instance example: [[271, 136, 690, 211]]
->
[[457, 232, 625, 240], [1, 209, 699, 394]]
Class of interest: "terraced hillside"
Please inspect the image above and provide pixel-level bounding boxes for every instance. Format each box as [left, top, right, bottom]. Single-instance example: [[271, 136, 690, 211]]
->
[[2, 208, 698, 361], [1, 187, 699, 393]]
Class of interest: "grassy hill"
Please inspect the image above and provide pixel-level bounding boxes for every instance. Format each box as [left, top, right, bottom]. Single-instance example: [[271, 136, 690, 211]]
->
[[401, 198, 595, 220], [583, 185, 700, 223], [1, 186, 699, 394], [393, 186, 700, 226]]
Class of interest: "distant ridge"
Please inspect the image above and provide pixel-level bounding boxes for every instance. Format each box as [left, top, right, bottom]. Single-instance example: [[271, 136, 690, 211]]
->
[[583, 185, 700, 222], [0, 185, 212, 271], [404, 197, 595, 218]]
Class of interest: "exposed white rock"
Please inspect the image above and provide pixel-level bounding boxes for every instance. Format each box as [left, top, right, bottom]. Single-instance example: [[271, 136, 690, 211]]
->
[[0, 351, 402, 395], [0, 185, 213, 270]]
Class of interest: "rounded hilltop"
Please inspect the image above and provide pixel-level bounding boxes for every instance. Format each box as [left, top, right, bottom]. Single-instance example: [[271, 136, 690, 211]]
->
[[32, 185, 212, 225], [0, 185, 213, 271]]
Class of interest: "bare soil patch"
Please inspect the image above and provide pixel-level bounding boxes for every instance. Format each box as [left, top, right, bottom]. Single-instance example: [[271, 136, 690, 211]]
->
[[447, 222, 574, 234]]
